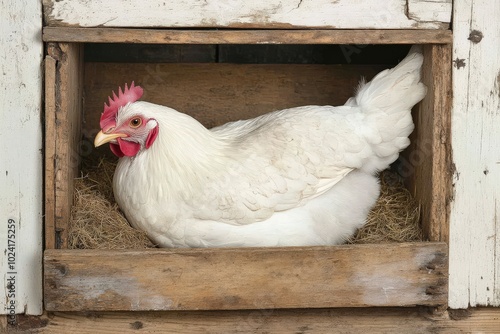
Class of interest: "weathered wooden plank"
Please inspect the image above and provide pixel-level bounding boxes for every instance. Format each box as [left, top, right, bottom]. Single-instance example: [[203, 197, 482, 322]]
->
[[44, 56, 57, 251], [84, 44, 217, 63], [0, 316, 7, 333], [84, 44, 411, 65], [0, 0, 43, 316], [217, 45, 411, 65], [47, 43, 84, 249], [44, 243, 448, 311], [449, 0, 500, 308], [11, 308, 500, 334], [407, 0, 452, 23], [83, 63, 386, 138], [424, 44, 452, 243], [42, 0, 451, 29], [402, 44, 452, 243], [42, 28, 453, 44]]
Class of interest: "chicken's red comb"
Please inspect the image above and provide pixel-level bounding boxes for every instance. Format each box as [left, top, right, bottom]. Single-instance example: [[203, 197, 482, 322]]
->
[[100, 82, 144, 130]]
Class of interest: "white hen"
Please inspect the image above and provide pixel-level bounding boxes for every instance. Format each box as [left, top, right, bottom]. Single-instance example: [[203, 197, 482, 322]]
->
[[94, 48, 426, 248]]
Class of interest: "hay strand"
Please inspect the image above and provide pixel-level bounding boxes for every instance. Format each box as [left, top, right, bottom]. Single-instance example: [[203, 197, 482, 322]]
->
[[348, 170, 423, 244], [68, 158, 155, 249]]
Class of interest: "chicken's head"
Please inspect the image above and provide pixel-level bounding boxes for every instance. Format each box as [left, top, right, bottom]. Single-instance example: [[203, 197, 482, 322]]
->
[[94, 82, 159, 157]]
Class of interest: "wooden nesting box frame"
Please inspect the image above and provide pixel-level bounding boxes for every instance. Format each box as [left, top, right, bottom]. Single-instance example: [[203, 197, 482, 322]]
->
[[42, 27, 452, 312]]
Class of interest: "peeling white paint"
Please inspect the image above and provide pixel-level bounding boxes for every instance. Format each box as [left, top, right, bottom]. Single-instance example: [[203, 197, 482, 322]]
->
[[62, 276, 175, 310], [356, 249, 444, 306], [407, 0, 452, 23], [0, 0, 43, 316], [450, 0, 500, 308], [43, 0, 450, 29]]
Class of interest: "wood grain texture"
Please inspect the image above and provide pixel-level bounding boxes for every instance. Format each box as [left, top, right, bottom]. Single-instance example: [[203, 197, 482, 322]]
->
[[83, 63, 386, 138], [9, 307, 500, 334], [47, 43, 84, 249], [44, 243, 448, 311], [10, 308, 500, 334], [449, 0, 500, 308], [44, 56, 57, 250], [43, 28, 453, 44], [42, 0, 451, 29], [402, 44, 452, 243], [0, 316, 7, 333], [425, 44, 452, 243]]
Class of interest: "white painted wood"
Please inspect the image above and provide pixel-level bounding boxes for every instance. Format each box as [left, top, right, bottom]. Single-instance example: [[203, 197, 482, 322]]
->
[[42, 0, 451, 29], [407, 0, 452, 23], [0, 0, 43, 316], [449, 0, 500, 308]]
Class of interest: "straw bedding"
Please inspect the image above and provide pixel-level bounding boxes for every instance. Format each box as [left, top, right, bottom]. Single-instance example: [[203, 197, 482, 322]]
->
[[68, 158, 423, 249]]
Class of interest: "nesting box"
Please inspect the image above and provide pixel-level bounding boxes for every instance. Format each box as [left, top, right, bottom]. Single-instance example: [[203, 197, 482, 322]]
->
[[42, 0, 452, 313]]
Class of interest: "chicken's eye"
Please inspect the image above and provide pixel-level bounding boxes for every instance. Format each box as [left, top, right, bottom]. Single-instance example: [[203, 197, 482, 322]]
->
[[129, 117, 142, 128]]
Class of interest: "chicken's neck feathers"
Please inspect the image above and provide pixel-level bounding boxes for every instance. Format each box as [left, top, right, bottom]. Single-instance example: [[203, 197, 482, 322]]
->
[[117, 102, 232, 202]]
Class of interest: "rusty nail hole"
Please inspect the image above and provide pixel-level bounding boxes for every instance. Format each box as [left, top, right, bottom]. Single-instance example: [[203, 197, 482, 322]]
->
[[468, 30, 483, 43]]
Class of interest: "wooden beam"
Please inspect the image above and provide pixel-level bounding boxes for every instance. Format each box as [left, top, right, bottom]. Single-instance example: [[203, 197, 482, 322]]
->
[[449, 0, 500, 308], [44, 243, 448, 311], [425, 44, 453, 243], [42, 0, 451, 29], [0, 316, 7, 333], [11, 308, 500, 333], [404, 44, 452, 243], [43, 28, 453, 44], [0, 0, 44, 316], [47, 43, 84, 249], [44, 55, 57, 250]]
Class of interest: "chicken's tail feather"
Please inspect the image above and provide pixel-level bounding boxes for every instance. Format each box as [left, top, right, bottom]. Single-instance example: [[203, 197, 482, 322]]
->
[[346, 46, 427, 172]]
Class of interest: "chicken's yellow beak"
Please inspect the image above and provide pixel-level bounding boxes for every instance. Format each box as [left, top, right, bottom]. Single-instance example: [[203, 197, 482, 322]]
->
[[94, 130, 127, 147]]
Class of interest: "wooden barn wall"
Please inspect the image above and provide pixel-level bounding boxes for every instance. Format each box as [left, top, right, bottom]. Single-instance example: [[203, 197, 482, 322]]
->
[[0, 0, 44, 315], [42, 0, 451, 29], [0, 0, 498, 324], [449, 0, 500, 308]]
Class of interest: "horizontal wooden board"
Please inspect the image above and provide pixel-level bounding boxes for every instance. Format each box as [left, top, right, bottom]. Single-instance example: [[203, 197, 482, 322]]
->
[[12, 308, 500, 334], [84, 44, 412, 65], [83, 63, 386, 138], [42, 0, 451, 29], [44, 243, 448, 311], [217, 45, 412, 65], [43, 28, 453, 44], [84, 44, 217, 63]]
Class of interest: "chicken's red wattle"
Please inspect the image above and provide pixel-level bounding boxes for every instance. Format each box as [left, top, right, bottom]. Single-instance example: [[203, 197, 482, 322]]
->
[[110, 138, 141, 157]]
